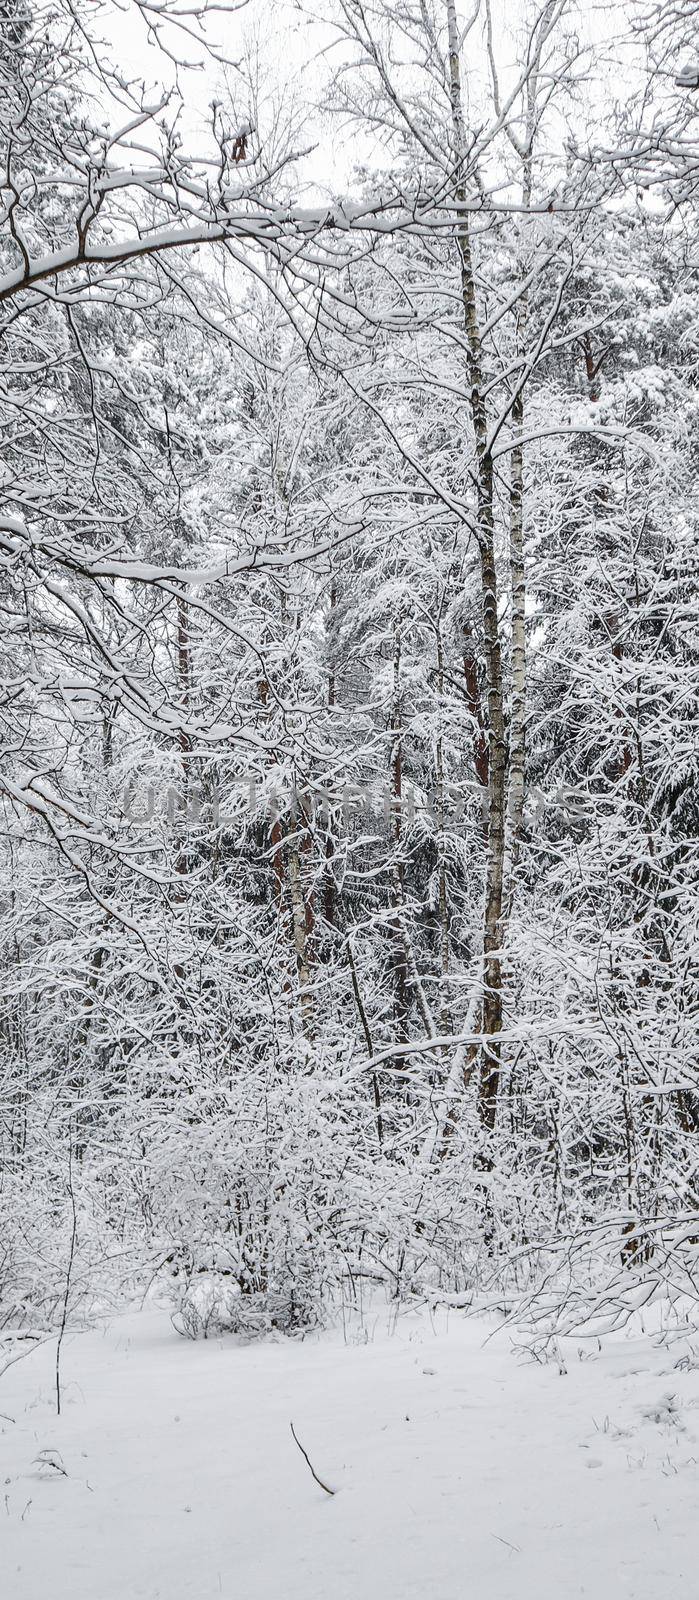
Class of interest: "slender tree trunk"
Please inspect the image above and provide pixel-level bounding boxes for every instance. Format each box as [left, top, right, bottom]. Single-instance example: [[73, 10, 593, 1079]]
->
[[447, 2, 507, 1134], [435, 628, 452, 1038], [507, 387, 527, 886], [346, 931, 383, 1149], [286, 816, 314, 1040], [388, 619, 410, 1038], [324, 577, 337, 928]]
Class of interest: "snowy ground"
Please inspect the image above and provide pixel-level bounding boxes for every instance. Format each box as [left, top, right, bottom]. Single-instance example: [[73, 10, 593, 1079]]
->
[[2, 1300, 699, 1599]]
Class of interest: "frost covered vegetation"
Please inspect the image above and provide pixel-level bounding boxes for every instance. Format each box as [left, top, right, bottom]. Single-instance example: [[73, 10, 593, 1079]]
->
[[0, 0, 698, 1342]]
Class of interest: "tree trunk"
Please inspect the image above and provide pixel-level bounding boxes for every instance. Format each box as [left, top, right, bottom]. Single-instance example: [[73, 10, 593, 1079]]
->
[[447, 1, 507, 1135]]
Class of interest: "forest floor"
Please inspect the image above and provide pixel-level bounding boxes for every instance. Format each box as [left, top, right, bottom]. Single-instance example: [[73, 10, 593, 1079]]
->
[[1, 1297, 699, 1599]]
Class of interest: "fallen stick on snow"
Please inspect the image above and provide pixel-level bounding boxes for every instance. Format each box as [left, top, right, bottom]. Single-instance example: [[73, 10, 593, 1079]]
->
[[289, 1421, 336, 1497]]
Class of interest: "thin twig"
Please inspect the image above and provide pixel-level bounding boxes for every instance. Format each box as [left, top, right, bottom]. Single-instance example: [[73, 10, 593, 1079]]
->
[[56, 1134, 78, 1416], [0, 1334, 53, 1383], [289, 1421, 336, 1496], [491, 1532, 522, 1553]]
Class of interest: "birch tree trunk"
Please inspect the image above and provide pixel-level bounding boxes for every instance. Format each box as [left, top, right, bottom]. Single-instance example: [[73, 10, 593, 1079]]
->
[[507, 387, 526, 886], [447, 1, 507, 1134]]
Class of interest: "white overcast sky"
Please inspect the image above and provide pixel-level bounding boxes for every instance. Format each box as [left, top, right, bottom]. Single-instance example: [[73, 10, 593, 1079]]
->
[[100, 0, 636, 202]]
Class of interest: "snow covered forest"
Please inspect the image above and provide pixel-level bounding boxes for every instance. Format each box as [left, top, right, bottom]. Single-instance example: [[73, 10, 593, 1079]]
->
[[1, 0, 698, 1355]]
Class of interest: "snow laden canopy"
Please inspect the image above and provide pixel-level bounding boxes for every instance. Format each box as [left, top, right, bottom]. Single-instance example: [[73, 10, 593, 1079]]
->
[[0, 0, 697, 1344]]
